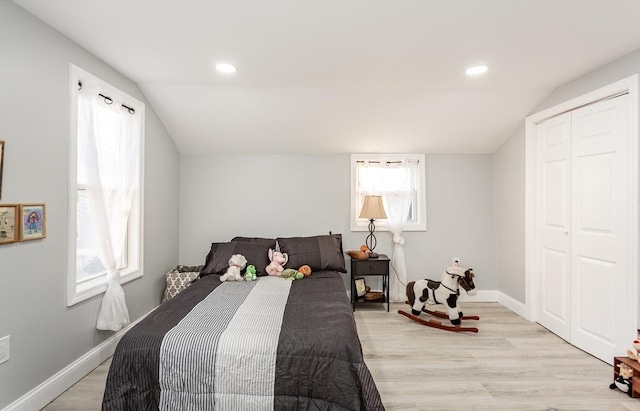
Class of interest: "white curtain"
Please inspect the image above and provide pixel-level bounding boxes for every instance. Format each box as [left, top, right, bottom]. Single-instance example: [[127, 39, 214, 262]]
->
[[78, 87, 140, 331], [357, 160, 417, 302], [385, 162, 416, 302]]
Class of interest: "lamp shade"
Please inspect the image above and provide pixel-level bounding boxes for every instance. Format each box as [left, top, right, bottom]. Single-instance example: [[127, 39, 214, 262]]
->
[[359, 195, 387, 219]]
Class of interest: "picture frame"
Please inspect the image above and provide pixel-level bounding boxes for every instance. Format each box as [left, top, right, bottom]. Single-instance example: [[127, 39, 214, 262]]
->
[[355, 277, 367, 297], [20, 203, 46, 241], [0, 204, 19, 244], [0, 140, 4, 199]]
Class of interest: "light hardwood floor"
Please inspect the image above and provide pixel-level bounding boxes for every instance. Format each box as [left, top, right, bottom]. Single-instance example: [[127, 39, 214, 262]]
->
[[43, 303, 639, 410]]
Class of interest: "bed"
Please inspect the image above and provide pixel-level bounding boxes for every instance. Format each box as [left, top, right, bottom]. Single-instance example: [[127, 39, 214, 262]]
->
[[102, 235, 384, 410]]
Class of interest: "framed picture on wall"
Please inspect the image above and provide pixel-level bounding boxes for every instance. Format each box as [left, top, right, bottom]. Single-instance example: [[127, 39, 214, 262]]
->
[[0, 204, 19, 244], [20, 203, 46, 241], [0, 140, 4, 199]]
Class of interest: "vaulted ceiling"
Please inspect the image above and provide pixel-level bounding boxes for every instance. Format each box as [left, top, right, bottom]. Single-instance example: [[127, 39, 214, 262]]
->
[[14, 0, 640, 154]]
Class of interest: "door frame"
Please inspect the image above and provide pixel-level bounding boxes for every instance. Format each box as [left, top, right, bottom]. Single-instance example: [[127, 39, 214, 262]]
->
[[524, 75, 639, 339]]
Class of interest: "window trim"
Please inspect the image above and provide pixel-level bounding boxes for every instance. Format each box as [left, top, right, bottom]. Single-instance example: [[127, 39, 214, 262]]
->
[[350, 153, 427, 232], [67, 64, 145, 307]]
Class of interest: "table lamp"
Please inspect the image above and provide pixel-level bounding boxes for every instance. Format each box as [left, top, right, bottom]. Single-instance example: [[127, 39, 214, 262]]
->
[[359, 195, 387, 258]]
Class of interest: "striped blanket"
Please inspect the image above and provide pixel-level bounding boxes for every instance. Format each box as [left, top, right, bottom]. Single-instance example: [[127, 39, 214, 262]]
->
[[102, 271, 384, 411]]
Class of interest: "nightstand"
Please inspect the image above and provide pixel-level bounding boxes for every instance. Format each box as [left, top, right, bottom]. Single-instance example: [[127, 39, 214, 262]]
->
[[349, 254, 390, 312]]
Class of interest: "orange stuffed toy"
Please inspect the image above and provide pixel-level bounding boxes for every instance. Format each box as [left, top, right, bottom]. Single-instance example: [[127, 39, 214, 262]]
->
[[298, 265, 312, 277]]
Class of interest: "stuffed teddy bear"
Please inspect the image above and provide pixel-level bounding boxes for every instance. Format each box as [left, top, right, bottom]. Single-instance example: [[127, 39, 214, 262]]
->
[[266, 244, 288, 276], [244, 265, 257, 281], [610, 363, 634, 397], [280, 268, 304, 280], [298, 265, 312, 277], [220, 254, 247, 282]]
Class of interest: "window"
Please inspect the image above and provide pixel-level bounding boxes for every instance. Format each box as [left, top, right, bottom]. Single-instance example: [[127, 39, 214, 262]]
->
[[67, 64, 144, 306], [350, 153, 426, 231]]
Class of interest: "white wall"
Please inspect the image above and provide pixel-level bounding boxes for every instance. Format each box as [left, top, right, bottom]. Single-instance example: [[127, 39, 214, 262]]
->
[[493, 49, 640, 305], [534, 50, 640, 113], [0, 2, 180, 408], [493, 124, 526, 302], [180, 153, 496, 290]]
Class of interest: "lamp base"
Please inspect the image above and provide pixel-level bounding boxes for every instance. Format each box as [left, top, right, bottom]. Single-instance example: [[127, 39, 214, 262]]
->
[[364, 219, 379, 258]]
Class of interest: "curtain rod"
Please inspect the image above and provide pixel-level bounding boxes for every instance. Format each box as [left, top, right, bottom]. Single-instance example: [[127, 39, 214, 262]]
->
[[356, 160, 419, 165], [78, 81, 136, 114]]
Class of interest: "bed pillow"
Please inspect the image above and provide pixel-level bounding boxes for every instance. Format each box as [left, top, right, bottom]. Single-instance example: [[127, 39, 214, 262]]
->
[[231, 237, 276, 247], [162, 266, 201, 303], [277, 234, 347, 273], [230, 237, 275, 276], [200, 241, 272, 277]]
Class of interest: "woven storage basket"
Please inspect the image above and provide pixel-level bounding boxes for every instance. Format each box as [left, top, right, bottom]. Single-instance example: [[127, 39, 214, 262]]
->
[[364, 291, 383, 301]]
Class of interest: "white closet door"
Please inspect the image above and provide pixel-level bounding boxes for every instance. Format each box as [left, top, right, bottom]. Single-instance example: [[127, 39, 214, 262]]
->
[[536, 112, 572, 341], [570, 95, 629, 361]]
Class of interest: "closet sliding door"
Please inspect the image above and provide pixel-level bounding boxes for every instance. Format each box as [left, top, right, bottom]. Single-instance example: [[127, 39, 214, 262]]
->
[[537, 112, 572, 342], [535, 94, 631, 363], [570, 95, 629, 362]]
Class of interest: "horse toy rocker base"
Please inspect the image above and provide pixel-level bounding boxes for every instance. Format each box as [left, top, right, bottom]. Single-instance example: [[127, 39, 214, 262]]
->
[[397, 267, 480, 333]]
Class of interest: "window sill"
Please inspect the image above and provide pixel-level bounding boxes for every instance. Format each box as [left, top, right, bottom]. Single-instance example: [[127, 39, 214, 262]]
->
[[350, 221, 427, 232], [67, 269, 142, 307]]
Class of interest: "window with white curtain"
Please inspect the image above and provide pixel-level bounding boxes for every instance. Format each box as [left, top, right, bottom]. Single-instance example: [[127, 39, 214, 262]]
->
[[67, 64, 144, 306], [350, 153, 426, 231]]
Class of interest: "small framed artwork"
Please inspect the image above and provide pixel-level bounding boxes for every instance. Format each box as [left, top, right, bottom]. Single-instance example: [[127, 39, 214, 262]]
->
[[0, 140, 4, 199], [0, 204, 19, 244], [355, 277, 367, 297], [20, 203, 46, 241]]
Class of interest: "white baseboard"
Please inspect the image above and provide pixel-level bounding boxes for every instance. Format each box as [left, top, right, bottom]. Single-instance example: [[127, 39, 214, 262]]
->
[[2, 307, 156, 411], [458, 289, 497, 302], [454, 290, 527, 319], [497, 291, 527, 318], [362, 287, 526, 318], [385, 289, 498, 303], [351, 289, 498, 303]]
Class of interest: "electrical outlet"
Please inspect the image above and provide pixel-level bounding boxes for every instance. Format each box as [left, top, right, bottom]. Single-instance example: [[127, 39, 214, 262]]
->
[[0, 335, 10, 364]]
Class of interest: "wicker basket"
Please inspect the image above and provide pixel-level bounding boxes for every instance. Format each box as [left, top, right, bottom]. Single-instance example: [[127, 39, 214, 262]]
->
[[364, 291, 383, 301]]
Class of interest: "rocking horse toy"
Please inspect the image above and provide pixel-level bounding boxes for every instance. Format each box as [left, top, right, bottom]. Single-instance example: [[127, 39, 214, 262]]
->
[[398, 266, 480, 333]]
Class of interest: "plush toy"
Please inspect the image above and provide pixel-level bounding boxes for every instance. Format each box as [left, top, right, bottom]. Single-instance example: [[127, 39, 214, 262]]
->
[[610, 363, 634, 396], [266, 242, 288, 276], [626, 336, 640, 364], [406, 267, 477, 325], [244, 265, 257, 281], [280, 268, 304, 281], [220, 254, 247, 282], [298, 265, 312, 277]]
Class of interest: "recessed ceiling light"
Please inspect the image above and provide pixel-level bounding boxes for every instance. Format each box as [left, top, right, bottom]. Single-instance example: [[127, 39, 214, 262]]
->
[[466, 65, 488, 76], [215, 63, 237, 74]]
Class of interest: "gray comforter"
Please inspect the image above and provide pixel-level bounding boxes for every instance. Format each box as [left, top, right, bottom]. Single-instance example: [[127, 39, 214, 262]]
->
[[102, 271, 384, 410]]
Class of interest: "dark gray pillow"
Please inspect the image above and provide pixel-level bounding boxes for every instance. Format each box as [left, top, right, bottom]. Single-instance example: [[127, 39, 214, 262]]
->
[[231, 237, 275, 247], [200, 241, 272, 277], [277, 234, 346, 273]]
